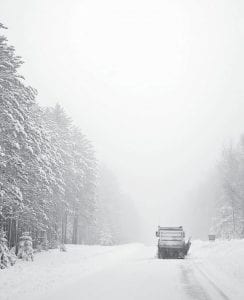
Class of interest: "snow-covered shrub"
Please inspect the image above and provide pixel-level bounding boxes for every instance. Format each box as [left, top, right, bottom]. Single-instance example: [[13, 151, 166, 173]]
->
[[59, 244, 67, 252], [0, 232, 16, 269], [49, 239, 59, 249], [17, 232, 34, 261], [35, 233, 49, 252], [99, 230, 113, 246]]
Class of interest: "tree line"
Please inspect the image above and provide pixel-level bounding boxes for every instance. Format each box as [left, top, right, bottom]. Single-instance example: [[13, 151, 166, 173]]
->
[[210, 137, 244, 239], [0, 23, 140, 250], [185, 135, 244, 240]]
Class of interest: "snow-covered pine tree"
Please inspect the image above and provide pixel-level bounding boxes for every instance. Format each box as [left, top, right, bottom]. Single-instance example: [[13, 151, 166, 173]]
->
[[42, 104, 71, 244], [0, 24, 62, 248], [0, 23, 38, 246], [216, 146, 243, 238], [69, 127, 97, 244], [237, 136, 244, 237], [37, 105, 98, 246], [18, 105, 62, 244], [0, 230, 16, 268], [210, 140, 244, 239]]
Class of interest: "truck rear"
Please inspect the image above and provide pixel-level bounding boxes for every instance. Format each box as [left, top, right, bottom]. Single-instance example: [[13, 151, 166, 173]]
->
[[156, 226, 191, 259]]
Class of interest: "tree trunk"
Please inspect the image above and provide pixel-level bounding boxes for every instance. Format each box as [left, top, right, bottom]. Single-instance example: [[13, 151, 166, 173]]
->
[[62, 211, 68, 244], [72, 215, 78, 244]]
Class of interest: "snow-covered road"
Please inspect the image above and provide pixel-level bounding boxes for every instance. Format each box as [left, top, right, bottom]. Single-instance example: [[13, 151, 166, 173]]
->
[[42, 249, 227, 300], [1, 241, 244, 300]]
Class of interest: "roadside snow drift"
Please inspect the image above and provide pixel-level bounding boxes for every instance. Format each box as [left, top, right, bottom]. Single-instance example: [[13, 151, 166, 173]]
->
[[189, 239, 244, 299], [0, 244, 145, 300]]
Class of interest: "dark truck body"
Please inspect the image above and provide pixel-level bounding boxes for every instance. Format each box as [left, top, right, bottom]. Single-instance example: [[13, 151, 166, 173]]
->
[[156, 226, 191, 259]]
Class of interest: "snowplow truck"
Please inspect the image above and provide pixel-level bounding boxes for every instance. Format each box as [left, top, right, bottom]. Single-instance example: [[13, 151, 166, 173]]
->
[[156, 226, 191, 259]]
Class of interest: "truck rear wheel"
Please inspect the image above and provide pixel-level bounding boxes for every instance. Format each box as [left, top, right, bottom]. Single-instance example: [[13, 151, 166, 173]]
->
[[158, 248, 164, 259], [158, 249, 166, 259]]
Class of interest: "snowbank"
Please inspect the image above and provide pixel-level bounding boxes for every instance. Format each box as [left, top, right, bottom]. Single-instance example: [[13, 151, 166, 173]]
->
[[0, 244, 143, 300]]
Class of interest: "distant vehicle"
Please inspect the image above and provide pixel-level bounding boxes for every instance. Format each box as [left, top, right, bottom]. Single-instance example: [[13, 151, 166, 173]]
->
[[156, 226, 191, 259]]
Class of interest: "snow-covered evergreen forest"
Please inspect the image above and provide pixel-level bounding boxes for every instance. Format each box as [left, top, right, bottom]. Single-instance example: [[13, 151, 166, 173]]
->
[[183, 136, 244, 240], [0, 23, 139, 251], [210, 137, 244, 239]]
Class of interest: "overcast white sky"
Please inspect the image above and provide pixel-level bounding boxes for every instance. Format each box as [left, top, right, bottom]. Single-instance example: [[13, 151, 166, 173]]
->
[[1, 0, 244, 238]]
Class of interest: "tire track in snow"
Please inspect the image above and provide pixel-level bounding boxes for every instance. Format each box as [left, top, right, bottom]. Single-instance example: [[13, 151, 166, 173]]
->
[[191, 261, 230, 300], [180, 262, 211, 300]]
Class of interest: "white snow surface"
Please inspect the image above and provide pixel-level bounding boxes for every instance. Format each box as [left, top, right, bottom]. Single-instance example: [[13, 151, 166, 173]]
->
[[0, 240, 244, 300]]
